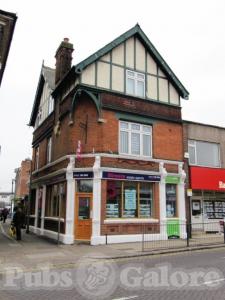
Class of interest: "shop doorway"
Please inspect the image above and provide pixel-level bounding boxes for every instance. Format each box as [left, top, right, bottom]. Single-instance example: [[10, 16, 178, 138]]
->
[[191, 197, 203, 230], [74, 193, 92, 240]]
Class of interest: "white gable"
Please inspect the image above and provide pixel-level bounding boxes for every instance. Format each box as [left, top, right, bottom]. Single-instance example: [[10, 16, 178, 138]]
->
[[80, 37, 180, 106]]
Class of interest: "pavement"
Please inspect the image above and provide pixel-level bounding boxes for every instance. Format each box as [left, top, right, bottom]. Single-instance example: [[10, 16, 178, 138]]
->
[[1, 218, 225, 274]]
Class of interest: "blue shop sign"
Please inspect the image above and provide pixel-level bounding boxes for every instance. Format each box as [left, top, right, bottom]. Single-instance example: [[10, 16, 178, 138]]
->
[[102, 171, 160, 182], [73, 172, 93, 179]]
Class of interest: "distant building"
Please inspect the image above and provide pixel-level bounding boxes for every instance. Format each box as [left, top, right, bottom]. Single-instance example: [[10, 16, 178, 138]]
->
[[14, 159, 32, 202], [0, 9, 17, 87], [0, 192, 12, 208]]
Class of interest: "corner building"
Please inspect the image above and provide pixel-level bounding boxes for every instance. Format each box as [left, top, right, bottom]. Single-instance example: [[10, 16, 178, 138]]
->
[[29, 25, 189, 245]]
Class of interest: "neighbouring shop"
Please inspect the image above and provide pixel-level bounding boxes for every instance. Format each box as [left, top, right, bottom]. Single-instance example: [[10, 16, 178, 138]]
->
[[190, 166, 225, 231]]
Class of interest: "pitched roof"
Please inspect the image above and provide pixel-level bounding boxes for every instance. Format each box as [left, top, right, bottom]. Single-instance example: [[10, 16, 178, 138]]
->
[[29, 64, 55, 126], [75, 24, 189, 99]]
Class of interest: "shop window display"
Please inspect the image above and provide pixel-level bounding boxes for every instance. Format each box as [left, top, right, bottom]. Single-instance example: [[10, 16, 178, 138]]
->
[[106, 181, 153, 218], [166, 184, 177, 217]]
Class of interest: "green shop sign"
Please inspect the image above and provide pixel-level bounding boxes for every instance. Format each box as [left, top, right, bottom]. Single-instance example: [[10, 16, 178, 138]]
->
[[166, 176, 180, 184]]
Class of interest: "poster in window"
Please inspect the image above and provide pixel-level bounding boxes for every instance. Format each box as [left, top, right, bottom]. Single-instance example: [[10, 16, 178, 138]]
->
[[125, 189, 136, 210]]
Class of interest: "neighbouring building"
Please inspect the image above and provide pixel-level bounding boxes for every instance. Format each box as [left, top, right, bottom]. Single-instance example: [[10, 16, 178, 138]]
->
[[29, 24, 189, 245], [0, 192, 12, 209], [14, 158, 32, 203], [183, 121, 225, 231], [0, 9, 17, 87]]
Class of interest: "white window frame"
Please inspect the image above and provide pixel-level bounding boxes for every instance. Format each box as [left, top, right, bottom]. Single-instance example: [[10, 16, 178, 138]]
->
[[119, 121, 152, 157], [126, 70, 145, 97], [46, 137, 52, 164], [188, 139, 221, 168], [35, 146, 39, 170]]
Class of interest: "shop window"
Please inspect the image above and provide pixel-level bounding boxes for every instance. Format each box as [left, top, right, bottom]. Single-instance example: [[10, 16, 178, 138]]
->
[[166, 184, 177, 217], [77, 180, 93, 193], [45, 183, 66, 218], [139, 182, 153, 218], [123, 182, 138, 218], [119, 121, 152, 157], [106, 181, 122, 218], [188, 140, 220, 167], [126, 70, 145, 97], [106, 181, 153, 218]]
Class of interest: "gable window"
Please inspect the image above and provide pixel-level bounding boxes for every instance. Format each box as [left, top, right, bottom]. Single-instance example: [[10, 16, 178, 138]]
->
[[119, 121, 152, 157], [126, 70, 145, 97], [188, 140, 220, 167], [34, 146, 39, 170], [46, 137, 52, 164]]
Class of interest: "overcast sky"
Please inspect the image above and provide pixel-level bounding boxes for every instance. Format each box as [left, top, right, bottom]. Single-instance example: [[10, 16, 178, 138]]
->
[[0, 0, 225, 191]]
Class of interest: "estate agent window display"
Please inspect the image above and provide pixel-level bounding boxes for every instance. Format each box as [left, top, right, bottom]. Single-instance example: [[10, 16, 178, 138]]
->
[[166, 184, 177, 218], [106, 180, 154, 219]]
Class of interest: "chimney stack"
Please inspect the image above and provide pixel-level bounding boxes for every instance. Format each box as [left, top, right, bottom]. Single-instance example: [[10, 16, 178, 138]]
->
[[55, 38, 74, 85]]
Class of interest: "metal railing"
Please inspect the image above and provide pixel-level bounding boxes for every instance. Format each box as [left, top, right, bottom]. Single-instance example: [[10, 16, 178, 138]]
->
[[142, 221, 225, 252]]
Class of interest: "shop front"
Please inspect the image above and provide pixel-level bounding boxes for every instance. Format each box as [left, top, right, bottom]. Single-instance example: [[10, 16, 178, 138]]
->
[[190, 166, 225, 231]]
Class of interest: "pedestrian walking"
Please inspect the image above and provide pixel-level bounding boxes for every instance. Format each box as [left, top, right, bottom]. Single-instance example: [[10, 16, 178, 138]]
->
[[2, 208, 9, 223], [12, 207, 25, 241]]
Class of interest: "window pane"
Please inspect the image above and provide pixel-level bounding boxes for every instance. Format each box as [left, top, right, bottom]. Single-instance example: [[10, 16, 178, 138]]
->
[[131, 124, 140, 131], [77, 180, 93, 193], [137, 73, 145, 80], [143, 125, 151, 133], [123, 182, 138, 218], [120, 131, 129, 153], [139, 183, 153, 218], [127, 71, 135, 77], [166, 184, 177, 217], [137, 81, 144, 97], [120, 121, 129, 130], [143, 134, 151, 156], [126, 78, 135, 95], [106, 181, 122, 218], [131, 133, 140, 155], [188, 145, 196, 165], [196, 141, 220, 167]]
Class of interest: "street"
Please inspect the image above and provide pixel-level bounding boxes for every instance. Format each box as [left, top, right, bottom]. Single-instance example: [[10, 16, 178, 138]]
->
[[1, 220, 225, 299]]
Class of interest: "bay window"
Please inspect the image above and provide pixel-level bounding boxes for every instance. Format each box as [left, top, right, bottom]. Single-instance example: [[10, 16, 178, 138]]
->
[[119, 121, 152, 157]]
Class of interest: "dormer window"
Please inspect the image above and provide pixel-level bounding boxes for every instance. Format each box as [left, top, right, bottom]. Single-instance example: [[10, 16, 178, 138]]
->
[[126, 70, 145, 97]]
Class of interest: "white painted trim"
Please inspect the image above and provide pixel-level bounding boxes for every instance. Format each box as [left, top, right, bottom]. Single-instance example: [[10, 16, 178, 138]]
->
[[32, 153, 183, 176], [29, 226, 74, 244], [34, 189, 39, 228], [92, 156, 102, 241], [104, 218, 159, 224], [44, 217, 65, 222], [32, 169, 67, 184], [40, 185, 46, 235], [65, 157, 75, 241]]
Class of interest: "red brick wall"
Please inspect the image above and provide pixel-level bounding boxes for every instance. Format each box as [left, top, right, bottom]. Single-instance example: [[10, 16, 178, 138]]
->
[[32, 92, 183, 178], [153, 121, 183, 161], [15, 159, 31, 198]]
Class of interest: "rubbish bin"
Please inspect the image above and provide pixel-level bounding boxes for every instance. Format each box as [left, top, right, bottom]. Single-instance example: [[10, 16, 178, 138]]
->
[[167, 219, 180, 239]]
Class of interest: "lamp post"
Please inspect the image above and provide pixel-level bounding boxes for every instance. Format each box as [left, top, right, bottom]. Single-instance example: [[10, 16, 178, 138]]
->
[[11, 179, 15, 217]]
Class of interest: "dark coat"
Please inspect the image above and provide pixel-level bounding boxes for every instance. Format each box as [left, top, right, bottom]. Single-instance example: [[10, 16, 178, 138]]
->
[[13, 210, 25, 227]]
